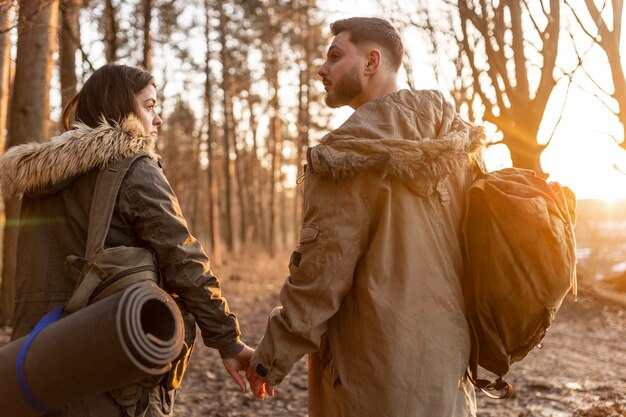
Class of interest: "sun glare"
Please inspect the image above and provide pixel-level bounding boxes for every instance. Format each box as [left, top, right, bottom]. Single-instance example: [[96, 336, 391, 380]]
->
[[542, 139, 626, 202]]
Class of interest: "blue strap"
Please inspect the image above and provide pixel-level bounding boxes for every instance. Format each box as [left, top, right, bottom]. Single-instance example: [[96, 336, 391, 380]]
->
[[16, 305, 64, 413]]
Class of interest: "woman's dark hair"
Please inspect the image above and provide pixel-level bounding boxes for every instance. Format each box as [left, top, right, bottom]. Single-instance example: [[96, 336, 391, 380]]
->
[[330, 17, 404, 72], [62, 64, 155, 130]]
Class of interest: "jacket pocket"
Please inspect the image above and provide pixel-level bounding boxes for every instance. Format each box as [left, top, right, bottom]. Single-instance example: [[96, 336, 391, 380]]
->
[[298, 225, 319, 244], [289, 225, 322, 281]]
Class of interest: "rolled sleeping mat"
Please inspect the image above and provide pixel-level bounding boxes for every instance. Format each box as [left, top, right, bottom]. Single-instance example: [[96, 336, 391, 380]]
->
[[0, 282, 184, 417]]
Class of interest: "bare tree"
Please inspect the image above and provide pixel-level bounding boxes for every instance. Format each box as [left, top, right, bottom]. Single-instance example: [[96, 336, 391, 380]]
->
[[60, 0, 82, 110], [0, 1, 13, 153], [203, 0, 221, 264], [103, 0, 118, 62], [294, 0, 313, 241], [266, 28, 282, 258], [217, 0, 234, 253], [0, 1, 15, 318], [1, 0, 59, 325], [451, 0, 562, 176], [161, 98, 200, 231], [141, 0, 154, 71], [244, 91, 267, 247], [567, 0, 626, 150]]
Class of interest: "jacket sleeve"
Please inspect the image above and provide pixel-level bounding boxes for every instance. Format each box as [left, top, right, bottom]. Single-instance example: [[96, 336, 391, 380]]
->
[[117, 157, 243, 357], [251, 170, 372, 385]]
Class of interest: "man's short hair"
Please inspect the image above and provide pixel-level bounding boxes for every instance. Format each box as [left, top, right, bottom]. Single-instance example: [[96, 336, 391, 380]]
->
[[330, 17, 404, 72]]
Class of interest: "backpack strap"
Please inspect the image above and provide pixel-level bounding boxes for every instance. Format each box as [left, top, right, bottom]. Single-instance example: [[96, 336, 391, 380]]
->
[[85, 154, 146, 258], [64, 154, 146, 313], [466, 358, 513, 399]]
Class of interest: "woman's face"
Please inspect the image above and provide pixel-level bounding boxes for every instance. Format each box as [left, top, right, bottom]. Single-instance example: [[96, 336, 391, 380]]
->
[[134, 85, 162, 136]]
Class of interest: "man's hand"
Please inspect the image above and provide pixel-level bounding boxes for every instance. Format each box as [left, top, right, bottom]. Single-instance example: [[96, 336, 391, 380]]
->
[[222, 344, 254, 392], [245, 366, 275, 399]]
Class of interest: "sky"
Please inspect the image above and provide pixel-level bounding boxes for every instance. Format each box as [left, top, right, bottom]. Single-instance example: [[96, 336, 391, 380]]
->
[[318, 0, 626, 201]]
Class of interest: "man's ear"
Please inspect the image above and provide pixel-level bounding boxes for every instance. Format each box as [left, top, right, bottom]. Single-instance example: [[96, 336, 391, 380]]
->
[[364, 49, 382, 75]]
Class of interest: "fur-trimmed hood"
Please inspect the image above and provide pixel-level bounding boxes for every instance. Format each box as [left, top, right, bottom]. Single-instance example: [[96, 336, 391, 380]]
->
[[0, 115, 159, 198], [307, 89, 484, 194]]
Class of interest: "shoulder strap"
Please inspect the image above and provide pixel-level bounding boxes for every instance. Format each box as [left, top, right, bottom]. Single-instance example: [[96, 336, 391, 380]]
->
[[64, 154, 146, 314], [84, 154, 146, 258]]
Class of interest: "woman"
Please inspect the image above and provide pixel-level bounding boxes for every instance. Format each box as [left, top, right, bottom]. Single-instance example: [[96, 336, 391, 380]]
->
[[0, 64, 252, 416]]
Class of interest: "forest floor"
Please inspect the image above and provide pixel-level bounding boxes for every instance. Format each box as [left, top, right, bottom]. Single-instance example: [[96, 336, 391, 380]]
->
[[1, 254, 625, 417]]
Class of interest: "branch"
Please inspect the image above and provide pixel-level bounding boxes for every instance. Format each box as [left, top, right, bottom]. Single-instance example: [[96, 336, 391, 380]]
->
[[538, 0, 550, 17], [563, 0, 601, 43], [59, 1, 95, 73], [614, 163, 626, 176], [580, 85, 618, 117], [544, 76, 573, 149], [521, 0, 542, 35], [457, 2, 494, 119], [510, 0, 529, 97], [612, 0, 623, 40], [579, 62, 618, 115], [460, 1, 508, 114], [535, 0, 560, 110], [583, 0, 611, 47], [0, 0, 58, 35]]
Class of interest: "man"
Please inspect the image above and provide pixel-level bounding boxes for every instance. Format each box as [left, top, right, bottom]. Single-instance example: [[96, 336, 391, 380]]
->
[[249, 17, 484, 416]]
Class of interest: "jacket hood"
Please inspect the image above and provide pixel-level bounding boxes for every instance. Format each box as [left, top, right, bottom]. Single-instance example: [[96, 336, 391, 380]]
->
[[307, 89, 484, 194], [0, 115, 159, 198]]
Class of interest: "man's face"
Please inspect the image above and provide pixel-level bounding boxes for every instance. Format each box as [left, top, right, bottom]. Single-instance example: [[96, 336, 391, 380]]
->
[[318, 31, 364, 109]]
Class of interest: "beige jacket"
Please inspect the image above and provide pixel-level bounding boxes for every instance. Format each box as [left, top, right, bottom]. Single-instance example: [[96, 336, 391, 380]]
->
[[252, 90, 484, 417]]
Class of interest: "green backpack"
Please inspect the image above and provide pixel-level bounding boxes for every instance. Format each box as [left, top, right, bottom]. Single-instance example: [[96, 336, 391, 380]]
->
[[63, 155, 196, 393], [462, 166, 577, 398]]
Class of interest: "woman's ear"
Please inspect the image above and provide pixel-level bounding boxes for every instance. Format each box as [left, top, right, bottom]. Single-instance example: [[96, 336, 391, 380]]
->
[[364, 49, 382, 75]]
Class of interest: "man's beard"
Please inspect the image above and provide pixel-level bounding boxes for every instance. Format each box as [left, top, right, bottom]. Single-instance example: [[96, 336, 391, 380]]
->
[[324, 64, 362, 108]]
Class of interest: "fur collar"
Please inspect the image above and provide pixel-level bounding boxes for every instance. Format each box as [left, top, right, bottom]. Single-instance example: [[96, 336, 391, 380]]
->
[[307, 90, 484, 194], [0, 115, 159, 198]]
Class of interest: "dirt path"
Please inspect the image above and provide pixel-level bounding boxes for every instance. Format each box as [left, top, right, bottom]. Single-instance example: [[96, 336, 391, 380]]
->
[[1, 256, 625, 416], [172, 258, 626, 417]]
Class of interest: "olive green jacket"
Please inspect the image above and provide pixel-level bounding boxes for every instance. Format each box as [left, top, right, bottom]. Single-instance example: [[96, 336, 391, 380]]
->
[[0, 116, 242, 357], [252, 90, 484, 417]]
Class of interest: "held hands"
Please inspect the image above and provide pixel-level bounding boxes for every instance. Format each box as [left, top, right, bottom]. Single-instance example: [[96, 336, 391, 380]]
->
[[221, 344, 275, 399], [246, 366, 275, 400], [222, 344, 254, 392]]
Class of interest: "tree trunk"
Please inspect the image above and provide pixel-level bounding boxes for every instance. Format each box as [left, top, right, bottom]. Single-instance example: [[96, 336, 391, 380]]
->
[[294, 0, 312, 242], [232, 129, 248, 248], [0, 2, 14, 154], [268, 109, 281, 257], [104, 0, 118, 63], [1, 0, 59, 325], [142, 0, 154, 72], [0, 2, 14, 325], [218, 3, 234, 253], [279, 169, 288, 250], [264, 17, 282, 257], [453, 0, 560, 177], [60, 0, 81, 111], [246, 93, 265, 248], [205, 0, 221, 264]]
